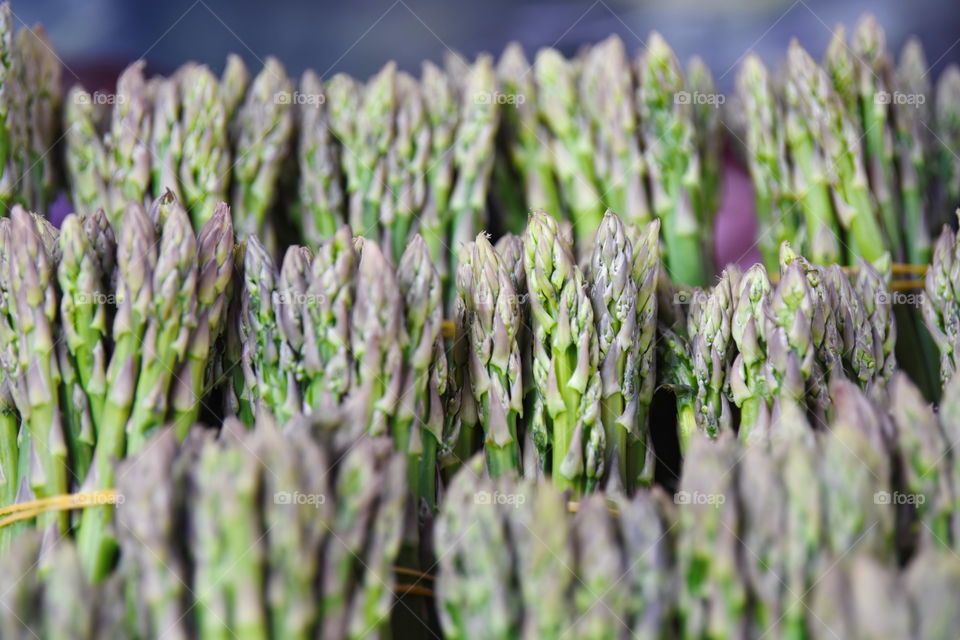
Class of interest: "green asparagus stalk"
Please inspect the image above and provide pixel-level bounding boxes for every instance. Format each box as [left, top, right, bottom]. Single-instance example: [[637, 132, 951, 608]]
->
[[76, 201, 155, 580], [687, 55, 721, 227], [580, 36, 649, 225], [239, 234, 295, 422], [347, 239, 404, 440], [923, 224, 960, 381], [524, 211, 602, 493], [105, 62, 151, 224], [850, 16, 902, 258], [170, 203, 234, 436], [688, 266, 736, 438], [636, 33, 709, 285], [302, 225, 355, 410], [296, 69, 344, 246], [396, 234, 446, 503], [784, 41, 845, 264], [419, 61, 460, 295], [936, 65, 960, 212], [893, 38, 933, 263], [8, 207, 67, 522], [496, 43, 561, 231], [231, 57, 295, 248], [351, 62, 397, 237], [728, 264, 773, 438], [64, 86, 110, 217], [150, 76, 183, 204], [221, 53, 249, 131], [737, 54, 799, 267], [125, 195, 198, 453], [535, 47, 602, 241], [462, 233, 523, 477], [179, 64, 231, 228], [587, 211, 639, 487], [275, 243, 312, 415], [449, 56, 499, 264], [383, 72, 430, 260]]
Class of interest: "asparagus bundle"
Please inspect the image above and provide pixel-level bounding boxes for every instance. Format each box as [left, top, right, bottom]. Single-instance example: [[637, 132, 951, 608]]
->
[[435, 464, 672, 640], [112, 414, 406, 640], [0, 3, 62, 213]]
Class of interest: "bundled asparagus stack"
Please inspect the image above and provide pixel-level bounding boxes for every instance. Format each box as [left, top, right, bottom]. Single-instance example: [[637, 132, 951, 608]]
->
[[64, 54, 294, 237], [667, 241, 896, 447], [0, 3, 62, 214], [0, 194, 234, 574], [435, 372, 960, 640], [735, 14, 953, 268], [435, 461, 672, 640], [0, 413, 407, 640], [494, 35, 717, 285]]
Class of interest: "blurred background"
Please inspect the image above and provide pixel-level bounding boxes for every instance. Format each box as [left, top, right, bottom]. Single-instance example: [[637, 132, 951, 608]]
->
[[13, 0, 960, 90], [13, 0, 960, 265]]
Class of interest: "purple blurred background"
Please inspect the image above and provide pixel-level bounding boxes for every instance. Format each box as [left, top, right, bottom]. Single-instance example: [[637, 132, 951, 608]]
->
[[12, 0, 960, 267]]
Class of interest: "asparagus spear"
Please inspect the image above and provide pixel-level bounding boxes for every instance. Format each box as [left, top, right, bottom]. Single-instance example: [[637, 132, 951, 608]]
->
[[240, 234, 295, 421], [496, 43, 561, 231], [729, 264, 773, 437], [347, 239, 404, 440], [449, 56, 499, 262], [462, 233, 523, 477], [150, 76, 184, 204], [923, 224, 960, 382], [535, 47, 602, 242], [936, 65, 960, 212], [351, 62, 397, 237], [396, 234, 446, 503], [524, 211, 602, 493], [170, 203, 234, 436], [221, 53, 249, 130], [106, 61, 152, 221], [8, 207, 67, 521], [179, 64, 231, 228], [687, 55, 721, 227], [893, 38, 933, 263], [580, 36, 649, 225], [231, 57, 295, 248], [125, 195, 198, 453], [295, 69, 344, 245], [737, 54, 798, 267], [419, 61, 460, 295], [636, 33, 709, 285], [76, 201, 155, 580], [850, 16, 902, 258], [784, 40, 846, 264], [688, 266, 736, 437], [302, 225, 355, 410], [587, 211, 639, 487], [274, 243, 312, 419], [64, 85, 110, 217]]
